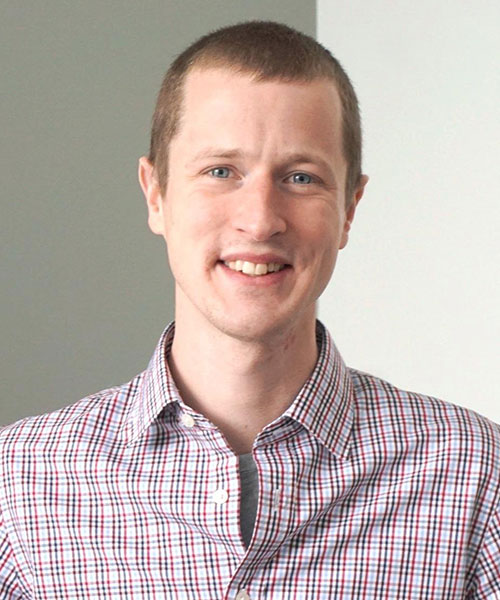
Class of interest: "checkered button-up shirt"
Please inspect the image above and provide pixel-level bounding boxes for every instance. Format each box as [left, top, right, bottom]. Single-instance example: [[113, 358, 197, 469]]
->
[[1, 322, 499, 599]]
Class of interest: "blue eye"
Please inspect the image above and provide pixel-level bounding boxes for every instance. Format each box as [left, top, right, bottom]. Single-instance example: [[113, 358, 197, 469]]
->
[[292, 172, 313, 184], [209, 167, 230, 178]]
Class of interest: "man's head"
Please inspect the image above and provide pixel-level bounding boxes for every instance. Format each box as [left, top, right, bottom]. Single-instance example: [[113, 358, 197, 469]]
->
[[148, 20, 363, 206], [140, 21, 368, 342]]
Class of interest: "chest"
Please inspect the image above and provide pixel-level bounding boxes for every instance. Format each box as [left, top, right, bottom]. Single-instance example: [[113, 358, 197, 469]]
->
[[10, 442, 475, 598]]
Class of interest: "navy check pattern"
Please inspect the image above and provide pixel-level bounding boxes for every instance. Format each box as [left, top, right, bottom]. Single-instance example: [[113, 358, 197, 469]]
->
[[1, 321, 499, 599]]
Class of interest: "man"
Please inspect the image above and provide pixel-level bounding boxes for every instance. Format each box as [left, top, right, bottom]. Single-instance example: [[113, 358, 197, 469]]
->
[[1, 21, 499, 599]]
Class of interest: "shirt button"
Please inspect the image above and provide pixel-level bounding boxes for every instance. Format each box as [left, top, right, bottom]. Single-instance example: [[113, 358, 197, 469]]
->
[[212, 488, 229, 504], [180, 413, 195, 428], [235, 590, 250, 600]]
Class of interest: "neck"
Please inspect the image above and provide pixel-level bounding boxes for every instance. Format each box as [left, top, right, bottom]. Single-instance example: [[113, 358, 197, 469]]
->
[[168, 306, 318, 455]]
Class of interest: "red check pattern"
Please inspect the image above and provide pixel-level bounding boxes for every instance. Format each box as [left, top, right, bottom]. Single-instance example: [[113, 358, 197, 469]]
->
[[1, 321, 500, 599]]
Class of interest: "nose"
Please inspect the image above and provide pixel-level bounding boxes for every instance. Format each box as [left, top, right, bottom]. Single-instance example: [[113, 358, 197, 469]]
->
[[231, 177, 287, 241]]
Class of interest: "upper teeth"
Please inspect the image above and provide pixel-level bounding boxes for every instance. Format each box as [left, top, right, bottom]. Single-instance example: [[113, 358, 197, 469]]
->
[[224, 260, 285, 276]]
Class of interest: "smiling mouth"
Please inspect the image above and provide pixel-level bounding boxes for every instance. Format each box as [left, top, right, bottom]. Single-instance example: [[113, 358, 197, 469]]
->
[[223, 260, 288, 277]]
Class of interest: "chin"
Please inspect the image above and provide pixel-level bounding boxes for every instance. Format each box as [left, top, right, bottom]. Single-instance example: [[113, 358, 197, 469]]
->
[[215, 320, 278, 343], [209, 307, 312, 344]]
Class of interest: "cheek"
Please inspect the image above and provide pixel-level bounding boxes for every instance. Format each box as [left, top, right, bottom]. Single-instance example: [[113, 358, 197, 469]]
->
[[171, 190, 226, 233], [302, 215, 344, 283], [166, 205, 224, 269], [301, 209, 343, 251]]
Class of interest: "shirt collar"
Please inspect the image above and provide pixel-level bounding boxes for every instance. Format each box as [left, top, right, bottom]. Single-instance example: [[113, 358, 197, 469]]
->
[[122, 322, 179, 445], [123, 320, 354, 457], [282, 321, 354, 458]]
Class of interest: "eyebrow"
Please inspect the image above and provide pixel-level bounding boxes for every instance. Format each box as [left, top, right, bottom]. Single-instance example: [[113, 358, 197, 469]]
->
[[281, 152, 336, 176], [191, 147, 244, 162]]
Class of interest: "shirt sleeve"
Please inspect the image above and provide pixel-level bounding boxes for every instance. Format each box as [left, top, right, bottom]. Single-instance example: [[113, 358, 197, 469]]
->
[[471, 505, 500, 599], [0, 509, 27, 599]]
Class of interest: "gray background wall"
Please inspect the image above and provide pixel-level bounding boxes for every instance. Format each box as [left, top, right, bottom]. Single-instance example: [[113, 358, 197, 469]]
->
[[1, 1, 316, 425]]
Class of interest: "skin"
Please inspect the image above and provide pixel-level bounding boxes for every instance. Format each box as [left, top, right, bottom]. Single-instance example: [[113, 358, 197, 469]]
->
[[139, 67, 368, 454]]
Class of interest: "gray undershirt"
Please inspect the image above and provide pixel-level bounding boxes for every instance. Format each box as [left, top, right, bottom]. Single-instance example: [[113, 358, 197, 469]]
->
[[238, 452, 259, 548]]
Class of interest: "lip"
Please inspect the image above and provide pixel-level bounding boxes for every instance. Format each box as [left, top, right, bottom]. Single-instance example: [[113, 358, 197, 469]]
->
[[219, 252, 290, 266], [217, 261, 291, 286]]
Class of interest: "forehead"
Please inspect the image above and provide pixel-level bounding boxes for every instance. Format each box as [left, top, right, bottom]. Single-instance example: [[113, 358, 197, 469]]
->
[[174, 68, 344, 162], [181, 66, 341, 118]]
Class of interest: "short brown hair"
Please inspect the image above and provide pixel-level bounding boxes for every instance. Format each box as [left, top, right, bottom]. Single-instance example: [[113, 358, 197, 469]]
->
[[149, 21, 362, 203]]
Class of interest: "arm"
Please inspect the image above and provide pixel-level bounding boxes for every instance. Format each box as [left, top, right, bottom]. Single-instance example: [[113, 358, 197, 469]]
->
[[0, 509, 28, 599], [469, 505, 500, 599]]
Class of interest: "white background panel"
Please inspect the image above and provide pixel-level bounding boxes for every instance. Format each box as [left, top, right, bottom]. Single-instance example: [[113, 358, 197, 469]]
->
[[317, 1, 499, 421]]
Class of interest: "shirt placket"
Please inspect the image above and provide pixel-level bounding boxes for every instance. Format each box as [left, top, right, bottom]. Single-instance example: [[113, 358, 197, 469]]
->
[[177, 408, 246, 591], [224, 438, 301, 600]]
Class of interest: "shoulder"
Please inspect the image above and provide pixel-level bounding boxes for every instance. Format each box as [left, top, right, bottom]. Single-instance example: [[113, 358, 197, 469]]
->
[[348, 367, 500, 475], [349, 366, 500, 438], [0, 372, 145, 460]]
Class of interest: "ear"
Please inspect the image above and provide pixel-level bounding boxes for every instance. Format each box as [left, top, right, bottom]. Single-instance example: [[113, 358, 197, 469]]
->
[[339, 174, 369, 249], [138, 156, 165, 236]]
